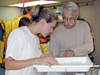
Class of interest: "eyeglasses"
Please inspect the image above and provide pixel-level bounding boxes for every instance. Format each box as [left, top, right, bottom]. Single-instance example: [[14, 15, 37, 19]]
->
[[63, 17, 76, 22]]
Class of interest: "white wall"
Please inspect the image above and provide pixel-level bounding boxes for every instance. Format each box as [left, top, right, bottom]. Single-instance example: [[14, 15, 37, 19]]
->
[[80, 5, 95, 32], [0, 7, 22, 21]]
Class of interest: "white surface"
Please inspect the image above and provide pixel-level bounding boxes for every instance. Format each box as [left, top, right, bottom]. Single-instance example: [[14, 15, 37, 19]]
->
[[33, 57, 93, 72], [99, 69, 100, 75]]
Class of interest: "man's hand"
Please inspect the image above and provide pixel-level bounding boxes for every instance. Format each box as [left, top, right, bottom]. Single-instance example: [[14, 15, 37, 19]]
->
[[63, 50, 75, 57]]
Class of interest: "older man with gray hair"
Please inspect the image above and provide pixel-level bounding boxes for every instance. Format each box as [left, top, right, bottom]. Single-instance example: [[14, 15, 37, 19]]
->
[[49, 1, 93, 57]]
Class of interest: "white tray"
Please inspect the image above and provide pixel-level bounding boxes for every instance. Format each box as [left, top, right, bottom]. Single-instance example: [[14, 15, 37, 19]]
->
[[33, 57, 93, 72]]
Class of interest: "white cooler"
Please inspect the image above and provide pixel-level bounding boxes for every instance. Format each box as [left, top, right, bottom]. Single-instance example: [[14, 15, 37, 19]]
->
[[33, 57, 93, 72]]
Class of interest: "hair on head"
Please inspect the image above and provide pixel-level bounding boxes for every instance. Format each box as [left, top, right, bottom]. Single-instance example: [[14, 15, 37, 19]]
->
[[62, 2, 79, 16], [19, 17, 31, 27], [30, 5, 58, 23]]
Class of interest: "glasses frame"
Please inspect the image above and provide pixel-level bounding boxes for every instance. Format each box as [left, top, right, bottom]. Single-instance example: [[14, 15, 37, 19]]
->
[[63, 16, 77, 22]]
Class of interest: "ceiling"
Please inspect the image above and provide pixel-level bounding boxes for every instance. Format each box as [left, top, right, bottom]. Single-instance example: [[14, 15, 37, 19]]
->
[[0, 0, 94, 7]]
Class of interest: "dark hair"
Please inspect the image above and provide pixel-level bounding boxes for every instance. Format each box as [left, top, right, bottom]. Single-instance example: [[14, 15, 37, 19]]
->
[[19, 17, 31, 27], [30, 5, 58, 23]]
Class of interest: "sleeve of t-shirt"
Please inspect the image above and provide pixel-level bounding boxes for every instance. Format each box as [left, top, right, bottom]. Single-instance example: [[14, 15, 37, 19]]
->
[[49, 31, 61, 57], [5, 29, 22, 60], [71, 22, 93, 56]]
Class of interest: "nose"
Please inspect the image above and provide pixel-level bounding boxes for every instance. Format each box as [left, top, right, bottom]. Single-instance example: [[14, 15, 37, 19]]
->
[[67, 18, 71, 24]]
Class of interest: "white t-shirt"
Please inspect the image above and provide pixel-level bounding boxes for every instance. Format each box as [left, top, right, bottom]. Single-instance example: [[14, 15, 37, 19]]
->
[[5, 26, 42, 75]]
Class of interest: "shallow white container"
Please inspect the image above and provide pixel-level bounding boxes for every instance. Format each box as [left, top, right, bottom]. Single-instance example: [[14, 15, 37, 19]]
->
[[33, 57, 93, 72]]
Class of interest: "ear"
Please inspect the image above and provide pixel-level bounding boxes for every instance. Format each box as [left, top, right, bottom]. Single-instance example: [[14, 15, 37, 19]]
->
[[40, 19, 46, 27], [76, 14, 79, 19]]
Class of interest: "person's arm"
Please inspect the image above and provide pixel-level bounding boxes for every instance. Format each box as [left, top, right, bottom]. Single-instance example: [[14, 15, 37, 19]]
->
[[70, 22, 93, 56], [5, 56, 35, 70], [5, 56, 59, 70], [49, 32, 60, 57]]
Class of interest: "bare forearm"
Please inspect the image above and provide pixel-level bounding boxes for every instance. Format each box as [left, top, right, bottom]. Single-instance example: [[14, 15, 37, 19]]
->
[[5, 57, 38, 70], [5, 56, 59, 70]]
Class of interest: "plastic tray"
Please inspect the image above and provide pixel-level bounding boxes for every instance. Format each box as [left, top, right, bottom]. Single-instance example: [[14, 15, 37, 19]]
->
[[33, 57, 93, 72]]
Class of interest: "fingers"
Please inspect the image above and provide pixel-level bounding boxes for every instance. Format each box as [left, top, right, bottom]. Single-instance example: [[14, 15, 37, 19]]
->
[[63, 50, 75, 57], [66, 51, 73, 57], [43, 57, 59, 65], [41, 51, 53, 57], [34, 57, 60, 67], [63, 51, 67, 57], [44, 51, 53, 56]]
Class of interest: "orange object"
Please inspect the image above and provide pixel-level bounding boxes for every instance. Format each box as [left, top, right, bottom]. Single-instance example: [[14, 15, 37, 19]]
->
[[39, 38, 47, 44], [22, 13, 31, 19]]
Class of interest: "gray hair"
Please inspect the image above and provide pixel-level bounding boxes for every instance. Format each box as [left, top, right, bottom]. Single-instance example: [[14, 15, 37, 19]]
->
[[62, 2, 79, 16]]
